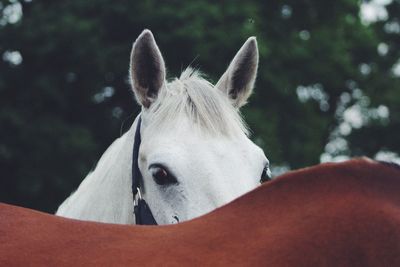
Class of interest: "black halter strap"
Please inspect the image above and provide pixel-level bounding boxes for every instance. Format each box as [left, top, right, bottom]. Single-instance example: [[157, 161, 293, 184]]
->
[[132, 116, 158, 225]]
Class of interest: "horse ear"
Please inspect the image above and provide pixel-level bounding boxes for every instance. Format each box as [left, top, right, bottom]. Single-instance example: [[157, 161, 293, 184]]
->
[[216, 37, 258, 108], [130, 30, 166, 108]]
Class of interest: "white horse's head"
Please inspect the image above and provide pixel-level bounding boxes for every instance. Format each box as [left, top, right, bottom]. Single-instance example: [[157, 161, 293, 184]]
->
[[56, 30, 270, 225], [130, 30, 270, 224]]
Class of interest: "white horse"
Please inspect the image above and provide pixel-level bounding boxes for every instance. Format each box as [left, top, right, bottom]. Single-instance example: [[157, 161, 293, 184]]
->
[[56, 30, 270, 225]]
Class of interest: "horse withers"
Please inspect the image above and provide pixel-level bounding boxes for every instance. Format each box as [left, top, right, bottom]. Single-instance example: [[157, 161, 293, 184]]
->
[[56, 30, 271, 225]]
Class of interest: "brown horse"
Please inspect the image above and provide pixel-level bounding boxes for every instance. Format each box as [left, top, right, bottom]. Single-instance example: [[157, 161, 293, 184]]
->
[[1, 158, 400, 266]]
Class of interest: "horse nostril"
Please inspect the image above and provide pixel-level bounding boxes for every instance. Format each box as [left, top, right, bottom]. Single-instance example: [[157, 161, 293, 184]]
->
[[173, 216, 180, 223]]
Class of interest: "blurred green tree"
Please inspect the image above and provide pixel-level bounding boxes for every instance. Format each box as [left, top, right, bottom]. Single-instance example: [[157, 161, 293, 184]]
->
[[0, 0, 399, 212]]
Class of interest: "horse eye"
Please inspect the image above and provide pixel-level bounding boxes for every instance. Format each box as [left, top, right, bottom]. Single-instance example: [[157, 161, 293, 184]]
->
[[150, 165, 178, 186], [260, 166, 272, 184]]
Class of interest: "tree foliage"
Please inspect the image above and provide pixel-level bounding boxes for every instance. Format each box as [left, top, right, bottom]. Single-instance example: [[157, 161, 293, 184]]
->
[[1, 0, 399, 212]]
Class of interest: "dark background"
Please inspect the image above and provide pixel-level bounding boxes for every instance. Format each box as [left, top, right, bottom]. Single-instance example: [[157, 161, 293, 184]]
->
[[1, 0, 399, 213]]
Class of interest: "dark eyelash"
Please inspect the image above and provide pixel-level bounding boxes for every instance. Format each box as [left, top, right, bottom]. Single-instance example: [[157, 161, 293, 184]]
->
[[148, 163, 173, 174]]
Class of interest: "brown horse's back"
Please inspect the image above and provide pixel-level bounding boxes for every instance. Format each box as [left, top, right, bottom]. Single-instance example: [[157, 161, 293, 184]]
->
[[1, 158, 400, 266]]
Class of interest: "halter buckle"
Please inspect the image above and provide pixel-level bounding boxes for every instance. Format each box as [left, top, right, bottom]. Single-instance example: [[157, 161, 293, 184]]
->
[[133, 187, 142, 207]]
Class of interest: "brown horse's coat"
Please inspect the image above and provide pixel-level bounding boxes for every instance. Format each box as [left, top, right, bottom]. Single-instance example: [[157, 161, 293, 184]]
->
[[1, 158, 400, 266]]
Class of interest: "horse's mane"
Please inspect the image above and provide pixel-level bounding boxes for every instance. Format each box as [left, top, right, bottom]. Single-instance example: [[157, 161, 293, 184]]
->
[[145, 68, 249, 137]]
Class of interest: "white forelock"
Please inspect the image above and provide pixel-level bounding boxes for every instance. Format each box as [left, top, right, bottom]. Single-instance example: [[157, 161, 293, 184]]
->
[[144, 68, 249, 137]]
